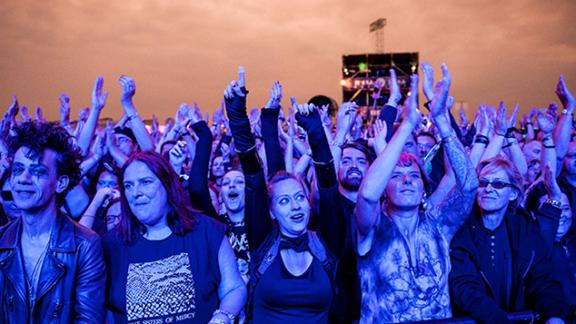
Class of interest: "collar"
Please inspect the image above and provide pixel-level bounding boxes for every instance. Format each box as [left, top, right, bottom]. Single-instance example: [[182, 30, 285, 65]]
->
[[0, 213, 76, 253]]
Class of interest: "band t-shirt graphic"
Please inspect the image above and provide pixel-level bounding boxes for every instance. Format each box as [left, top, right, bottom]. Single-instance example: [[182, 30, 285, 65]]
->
[[126, 252, 196, 322], [103, 215, 226, 324]]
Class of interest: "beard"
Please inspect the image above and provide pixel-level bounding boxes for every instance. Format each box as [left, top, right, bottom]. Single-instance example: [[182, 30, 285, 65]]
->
[[340, 168, 363, 191]]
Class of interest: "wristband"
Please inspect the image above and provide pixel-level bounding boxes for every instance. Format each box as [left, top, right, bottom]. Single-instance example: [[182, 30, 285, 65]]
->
[[505, 127, 517, 138], [543, 143, 556, 149], [545, 199, 562, 208], [212, 309, 235, 322], [126, 114, 139, 122]]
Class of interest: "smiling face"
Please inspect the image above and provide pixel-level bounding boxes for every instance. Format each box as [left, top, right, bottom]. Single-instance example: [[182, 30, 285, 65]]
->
[[338, 147, 368, 191], [269, 178, 311, 237], [476, 167, 518, 214], [10, 147, 68, 214], [221, 170, 245, 214], [385, 163, 425, 211], [122, 161, 169, 228]]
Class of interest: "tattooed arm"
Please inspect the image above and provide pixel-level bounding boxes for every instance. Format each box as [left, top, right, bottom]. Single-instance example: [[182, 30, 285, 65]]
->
[[426, 65, 478, 241]]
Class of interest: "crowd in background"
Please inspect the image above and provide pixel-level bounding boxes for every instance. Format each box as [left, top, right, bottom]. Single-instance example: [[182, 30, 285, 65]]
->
[[0, 63, 575, 324]]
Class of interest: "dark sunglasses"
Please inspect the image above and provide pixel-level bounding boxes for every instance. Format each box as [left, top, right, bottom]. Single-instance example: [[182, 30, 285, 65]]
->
[[1, 191, 13, 201], [478, 179, 517, 190]]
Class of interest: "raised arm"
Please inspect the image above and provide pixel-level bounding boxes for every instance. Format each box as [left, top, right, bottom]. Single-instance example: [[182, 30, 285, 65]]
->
[[481, 102, 512, 161], [553, 75, 575, 162], [77, 77, 108, 157], [261, 81, 285, 178], [224, 67, 270, 251], [118, 75, 154, 152], [356, 74, 420, 237], [187, 107, 218, 218], [426, 64, 478, 240]]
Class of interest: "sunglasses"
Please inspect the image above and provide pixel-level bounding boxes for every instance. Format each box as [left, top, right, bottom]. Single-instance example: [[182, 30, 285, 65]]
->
[[478, 179, 517, 190], [1, 191, 13, 201]]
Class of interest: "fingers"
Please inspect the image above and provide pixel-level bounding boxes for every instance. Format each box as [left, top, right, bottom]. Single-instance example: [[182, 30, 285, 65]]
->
[[238, 66, 246, 88], [441, 63, 451, 87]]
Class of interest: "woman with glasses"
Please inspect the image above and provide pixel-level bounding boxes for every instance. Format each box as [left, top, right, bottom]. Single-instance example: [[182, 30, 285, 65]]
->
[[449, 156, 569, 323]]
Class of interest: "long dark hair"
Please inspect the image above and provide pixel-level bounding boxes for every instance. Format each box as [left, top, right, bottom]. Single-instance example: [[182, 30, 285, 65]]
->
[[117, 151, 199, 244]]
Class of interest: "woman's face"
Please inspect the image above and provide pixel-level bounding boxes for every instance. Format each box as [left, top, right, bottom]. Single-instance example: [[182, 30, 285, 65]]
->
[[221, 170, 245, 214], [1, 179, 21, 220], [476, 167, 518, 213], [270, 178, 310, 237], [123, 161, 169, 228]]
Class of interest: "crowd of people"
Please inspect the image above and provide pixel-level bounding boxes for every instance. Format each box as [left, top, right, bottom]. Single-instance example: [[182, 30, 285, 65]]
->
[[0, 63, 575, 324]]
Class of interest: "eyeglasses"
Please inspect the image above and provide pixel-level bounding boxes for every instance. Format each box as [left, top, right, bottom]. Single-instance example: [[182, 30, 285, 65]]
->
[[1, 191, 13, 201], [478, 179, 517, 190]]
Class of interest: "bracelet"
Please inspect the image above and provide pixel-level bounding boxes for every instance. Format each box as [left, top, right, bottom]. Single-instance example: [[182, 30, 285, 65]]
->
[[213, 309, 235, 322], [208, 319, 228, 324], [505, 127, 517, 138], [543, 143, 556, 149], [545, 199, 562, 208], [126, 114, 139, 122], [441, 134, 457, 144], [474, 135, 489, 145]]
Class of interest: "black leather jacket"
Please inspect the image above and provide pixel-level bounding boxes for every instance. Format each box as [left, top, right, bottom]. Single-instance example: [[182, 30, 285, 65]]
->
[[0, 214, 106, 323]]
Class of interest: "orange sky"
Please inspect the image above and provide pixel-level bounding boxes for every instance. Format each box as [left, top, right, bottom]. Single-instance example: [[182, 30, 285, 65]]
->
[[1, 0, 575, 122]]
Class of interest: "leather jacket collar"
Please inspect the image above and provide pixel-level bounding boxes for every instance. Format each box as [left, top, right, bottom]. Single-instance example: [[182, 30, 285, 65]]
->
[[0, 213, 77, 253]]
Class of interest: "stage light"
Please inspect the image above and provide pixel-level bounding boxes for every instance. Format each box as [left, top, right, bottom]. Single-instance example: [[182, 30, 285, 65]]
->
[[358, 62, 367, 71], [340, 79, 347, 86]]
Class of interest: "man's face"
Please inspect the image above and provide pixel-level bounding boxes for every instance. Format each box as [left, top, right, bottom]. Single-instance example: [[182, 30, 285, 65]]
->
[[338, 147, 368, 192], [417, 135, 436, 159], [385, 163, 425, 210], [563, 142, 576, 176], [522, 141, 542, 163], [10, 147, 67, 213], [115, 134, 136, 156], [476, 167, 518, 213], [403, 135, 418, 156]]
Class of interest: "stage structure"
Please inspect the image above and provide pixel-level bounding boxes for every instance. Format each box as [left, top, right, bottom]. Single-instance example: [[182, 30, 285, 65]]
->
[[341, 52, 419, 118]]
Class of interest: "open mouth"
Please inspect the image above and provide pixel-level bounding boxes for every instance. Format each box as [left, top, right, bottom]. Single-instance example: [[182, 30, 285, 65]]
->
[[228, 192, 239, 199], [290, 213, 305, 222]]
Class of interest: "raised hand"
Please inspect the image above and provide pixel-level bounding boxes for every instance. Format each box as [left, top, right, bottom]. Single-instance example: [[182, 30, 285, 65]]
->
[[421, 62, 435, 101], [537, 108, 556, 135], [265, 81, 282, 109], [92, 76, 108, 111], [494, 102, 508, 136], [387, 68, 402, 106], [507, 103, 519, 129], [403, 74, 421, 129], [556, 75, 575, 111], [78, 107, 90, 123], [177, 103, 191, 125], [20, 106, 32, 122], [118, 75, 136, 104], [336, 101, 359, 134], [543, 164, 562, 201], [459, 107, 470, 128], [474, 105, 490, 135], [373, 118, 388, 154], [429, 64, 451, 129], [59, 93, 71, 126], [547, 102, 559, 122], [169, 141, 188, 168], [189, 102, 203, 124], [35, 106, 45, 122]]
